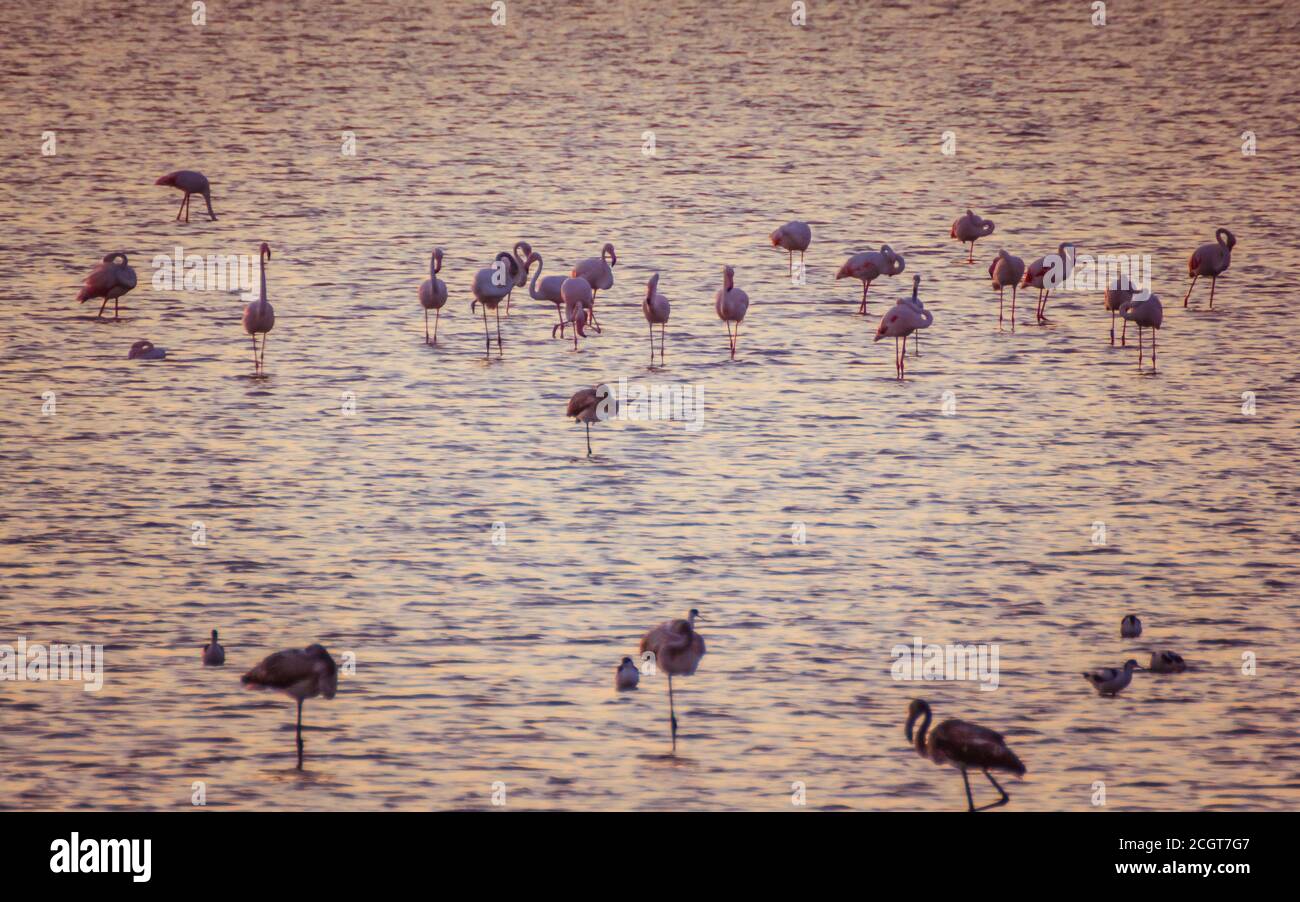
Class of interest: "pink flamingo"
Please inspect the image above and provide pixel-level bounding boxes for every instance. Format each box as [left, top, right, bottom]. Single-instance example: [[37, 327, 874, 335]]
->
[[418, 247, 448, 345], [1022, 242, 1077, 323], [989, 249, 1025, 330], [505, 240, 531, 314], [553, 277, 595, 351], [242, 243, 275, 374], [525, 251, 569, 334], [571, 242, 616, 327], [566, 384, 612, 456], [1119, 292, 1164, 373], [1184, 228, 1235, 308], [1103, 277, 1137, 346], [643, 272, 670, 365], [715, 265, 750, 359], [770, 220, 812, 275], [471, 251, 519, 357], [241, 644, 338, 771], [639, 609, 706, 753], [155, 170, 217, 222], [905, 699, 1025, 812], [77, 252, 137, 321], [874, 279, 933, 380], [951, 209, 995, 263], [836, 246, 905, 314]]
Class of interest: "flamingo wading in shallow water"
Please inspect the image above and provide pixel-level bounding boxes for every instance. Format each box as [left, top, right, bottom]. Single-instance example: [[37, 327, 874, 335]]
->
[[1119, 292, 1163, 373], [1022, 242, 1077, 324], [566, 384, 612, 456], [874, 276, 933, 380], [77, 252, 137, 321], [837, 245, 905, 314], [715, 265, 750, 359], [526, 251, 568, 333], [643, 272, 670, 365], [572, 242, 616, 327], [770, 220, 812, 276], [640, 609, 706, 753], [989, 249, 1025, 330], [419, 247, 448, 345], [242, 243, 275, 374], [241, 643, 339, 770], [471, 251, 519, 357], [905, 699, 1026, 812], [553, 277, 597, 350], [1104, 277, 1139, 347], [1184, 228, 1235, 308], [155, 170, 217, 221], [951, 209, 995, 263]]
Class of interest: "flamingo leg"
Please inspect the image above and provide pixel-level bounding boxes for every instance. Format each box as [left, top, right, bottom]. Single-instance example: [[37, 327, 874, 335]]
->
[[1121, 317, 1127, 346], [259, 333, 268, 371], [648, 321, 654, 365], [668, 673, 678, 753], [555, 304, 565, 337], [482, 305, 490, 357], [1010, 286, 1017, 332], [900, 335, 907, 379], [424, 309, 430, 344], [1137, 326, 1144, 370], [96, 297, 110, 319], [1183, 274, 1198, 307], [114, 297, 121, 321], [787, 249, 792, 275], [858, 281, 869, 315], [1209, 276, 1216, 309], [251, 335, 259, 372], [183, 193, 192, 222], [175, 194, 186, 221], [732, 322, 740, 359], [1110, 310, 1115, 346], [961, 768, 975, 812], [914, 329, 921, 357], [495, 306, 502, 356], [585, 420, 592, 457], [999, 287, 1004, 328], [970, 769, 1010, 811], [296, 698, 304, 771], [967, 242, 974, 264], [660, 322, 666, 365], [433, 309, 440, 344], [1151, 329, 1157, 372]]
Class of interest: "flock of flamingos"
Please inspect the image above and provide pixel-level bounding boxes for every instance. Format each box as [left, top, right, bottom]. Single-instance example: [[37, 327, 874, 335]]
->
[[72, 169, 1235, 809]]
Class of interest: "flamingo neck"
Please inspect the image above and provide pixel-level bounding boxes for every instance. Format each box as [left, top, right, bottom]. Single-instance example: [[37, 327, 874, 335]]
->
[[914, 709, 931, 753], [259, 258, 268, 302], [529, 256, 545, 298]]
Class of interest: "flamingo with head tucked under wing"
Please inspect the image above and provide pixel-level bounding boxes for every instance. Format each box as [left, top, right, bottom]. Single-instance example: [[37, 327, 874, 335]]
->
[[837, 246, 904, 314], [951, 210, 995, 263]]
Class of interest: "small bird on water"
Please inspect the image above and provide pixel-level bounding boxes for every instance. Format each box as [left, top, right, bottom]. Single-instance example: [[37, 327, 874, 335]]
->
[[1121, 615, 1142, 638], [1083, 659, 1143, 696], [615, 657, 640, 691], [1148, 650, 1188, 674], [241, 643, 338, 770], [202, 629, 225, 666]]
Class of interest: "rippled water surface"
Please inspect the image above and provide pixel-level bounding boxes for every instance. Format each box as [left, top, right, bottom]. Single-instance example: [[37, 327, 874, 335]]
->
[[1, 0, 1299, 810]]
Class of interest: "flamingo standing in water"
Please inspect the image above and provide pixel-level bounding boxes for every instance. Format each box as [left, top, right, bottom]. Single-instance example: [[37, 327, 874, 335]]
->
[[643, 272, 670, 365], [1119, 292, 1163, 373], [639, 609, 706, 753], [1184, 228, 1235, 308], [155, 170, 217, 221], [242, 643, 339, 770], [989, 249, 1025, 330], [874, 278, 933, 380], [905, 699, 1026, 812], [715, 265, 749, 359], [526, 251, 568, 333], [553, 278, 596, 350], [242, 243, 275, 374], [770, 220, 812, 276], [951, 209, 995, 263], [902, 274, 930, 357], [77, 252, 137, 321], [566, 384, 612, 456], [836, 246, 905, 314], [572, 242, 616, 327], [1104, 277, 1138, 346], [418, 247, 448, 345], [1022, 242, 1077, 323], [471, 251, 519, 357]]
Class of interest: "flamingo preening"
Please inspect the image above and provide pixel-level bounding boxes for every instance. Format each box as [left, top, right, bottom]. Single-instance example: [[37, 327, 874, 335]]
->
[[770, 220, 812, 275], [202, 629, 225, 666], [1120, 614, 1142, 638], [526, 251, 568, 333], [571, 242, 616, 327], [241, 243, 275, 374], [553, 277, 596, 350], [1022, 242, 1077, 323], [874, 276, 933, 380], [1083, 659, 1142, 696], [1119, 292, 1163, 373], [902, 273, 930, 357], [418, 247, 448, 345], [836, 246, 905, 314], [127, 339, 166, 360], [1104, 277, 1138, 346], [639, 609, 706, 753], [155, 170, 217, 221], [615, 657, 640, 691], [471, 251, 519, 357], [715, 265, 750, 359], [77, 252, 137, 321], [905, 699, 1026, 812], [566, 384, 612, 456], [989, 249, 1025, 330], [643, 272, 670, 365], [951, 209, 995, 263], [1184, 228, 1235, 308], [241, 643, 339, 770]]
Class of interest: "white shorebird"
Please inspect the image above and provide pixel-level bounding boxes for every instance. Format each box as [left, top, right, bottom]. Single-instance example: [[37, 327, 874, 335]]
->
[[715, 265, 749, 359], [1120, 615, 1142, 638], [241, 243, 275, 374], [566, 385, 610, 456], [1184, 228, 1235, 308], [242, 643, 339, 770], [155, 169, 217, 221], [615, 657, 640, 691], [836, 245, 905, 314], [1083, 659, 1143, 696], [643, 272, 670, 365], [77, 252, 137, 321], [1119, 292, 1164, 373], [639, 609, 706, 753], [989, 249, 1025, 330], [770, 220, 812, 275], [1104, 277, 1137, 346], [201, 629, 225, 666], [1148, 650, 1188, 674], [471, 251, 518, 357], [418, 247, 448, 345], [127, 340, 166, 360], [951, 209, 995, 263], [905, 699, 1026, 812]]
